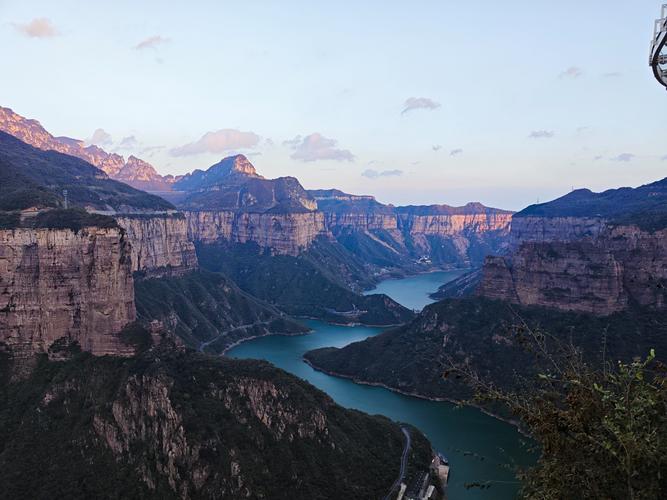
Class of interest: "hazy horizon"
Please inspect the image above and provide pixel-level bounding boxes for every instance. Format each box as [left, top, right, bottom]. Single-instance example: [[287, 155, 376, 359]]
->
[[3, 1, 666, 210]]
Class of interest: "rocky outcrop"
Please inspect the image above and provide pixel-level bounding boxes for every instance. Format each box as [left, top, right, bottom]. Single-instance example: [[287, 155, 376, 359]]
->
[[479, 225, 667, 315], [0, 226, 136, 362], [185, 210, 329, 256], [115, 215, 198, 275]]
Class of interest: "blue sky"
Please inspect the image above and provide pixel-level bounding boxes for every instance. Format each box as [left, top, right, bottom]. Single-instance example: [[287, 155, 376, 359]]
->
[[2, 1, 666, 210]]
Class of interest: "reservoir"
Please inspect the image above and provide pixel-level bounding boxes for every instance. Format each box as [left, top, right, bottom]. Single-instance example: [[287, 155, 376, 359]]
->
[[228, 271, 530, 499]]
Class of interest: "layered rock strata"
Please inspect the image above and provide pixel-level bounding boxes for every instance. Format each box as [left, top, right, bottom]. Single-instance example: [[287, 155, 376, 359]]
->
[[479, 225, 667, 315], [185, 210, 329, 256], [0, 226, 136, 360], [115, 215, 198, 275]]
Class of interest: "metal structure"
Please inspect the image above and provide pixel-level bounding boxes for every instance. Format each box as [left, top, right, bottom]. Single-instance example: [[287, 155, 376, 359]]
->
[[650, 4, 667, 88]]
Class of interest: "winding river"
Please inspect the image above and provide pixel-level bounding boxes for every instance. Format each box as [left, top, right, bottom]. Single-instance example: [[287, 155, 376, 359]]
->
[[228, 271, 531, 499]]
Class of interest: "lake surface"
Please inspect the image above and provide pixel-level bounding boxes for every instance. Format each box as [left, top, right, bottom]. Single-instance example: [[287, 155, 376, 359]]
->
[[364, 270, 468, 311], [228, 271, 530, 499]]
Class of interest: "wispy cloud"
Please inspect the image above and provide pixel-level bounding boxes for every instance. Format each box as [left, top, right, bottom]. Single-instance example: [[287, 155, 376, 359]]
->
[[118, 135, 139, 149], [170, 129, 260, 156], [528, 130, 555, 139], [284, 133, 354, 162], [134, 35, 170, 50], [661, 155, 667, 161], [610, 153, 635, 162], [401, 97, 440, 115], [450, 148, 463, 157], [594, 155, 603, 161], [362, 169, 403, 179], [559, 66, 582, 79], [432, 145, 442, 151], [86, 128, 113, 147], [13, 18, 59, 38]]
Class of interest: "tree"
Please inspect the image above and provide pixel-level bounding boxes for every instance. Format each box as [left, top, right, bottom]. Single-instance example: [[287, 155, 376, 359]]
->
[[449, 324, 667, 499]]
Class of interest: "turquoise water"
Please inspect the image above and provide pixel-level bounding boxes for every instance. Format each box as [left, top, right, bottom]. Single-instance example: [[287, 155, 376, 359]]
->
[[228, 272, 529, 499], [364, 270, 468, 311]]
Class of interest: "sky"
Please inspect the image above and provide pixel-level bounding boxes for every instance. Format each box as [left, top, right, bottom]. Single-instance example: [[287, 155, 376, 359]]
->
[[1, 0, 666, 210]]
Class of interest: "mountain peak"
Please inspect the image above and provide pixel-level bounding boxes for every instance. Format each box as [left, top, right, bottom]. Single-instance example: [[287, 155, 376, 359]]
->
[[211, 154, 261, 178]]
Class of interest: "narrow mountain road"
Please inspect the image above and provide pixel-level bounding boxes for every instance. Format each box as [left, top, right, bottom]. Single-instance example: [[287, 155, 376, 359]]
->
[[198, 321, 272, 352], [383, 426, 411, 500]]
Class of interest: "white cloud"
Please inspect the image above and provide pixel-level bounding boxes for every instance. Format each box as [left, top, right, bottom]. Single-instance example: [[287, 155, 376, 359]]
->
[[450, 148, 463, 157], [528, 130, 555, 139], [432, 145, 442, 151], [559, 66, 582, 79], [284, 133, 354, 162], [134, 35, 170, 50], [362, 169, 403, 179], [401, 97, 440, 115], [86, 128, 113, 146], [170, 129, 260, 156], [610, 153, 635, 162], [13, 18, 59, 38]]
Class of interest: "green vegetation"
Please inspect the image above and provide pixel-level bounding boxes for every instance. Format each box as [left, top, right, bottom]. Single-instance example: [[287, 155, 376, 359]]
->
[[0, 130, 173, 212], [0, 208, 118, 231], [459, 332, 667, 498], [134, 270, 308, 351], [305, 297, 667, 402], [0, 345, 433, 499], [195, 239, 415, 326]]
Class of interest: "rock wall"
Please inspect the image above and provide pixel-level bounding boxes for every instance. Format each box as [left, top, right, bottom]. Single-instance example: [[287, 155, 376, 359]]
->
[[115, 215, 198, 275], [479, 225, 667, 315], [185, 211, 329, 256], [0, 226, 136, 362], [509, 215, 607, 248], [323, 211, 513, 267]]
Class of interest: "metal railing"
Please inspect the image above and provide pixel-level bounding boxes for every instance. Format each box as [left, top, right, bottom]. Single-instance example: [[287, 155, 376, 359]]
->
[[650, 4, 667, 88]]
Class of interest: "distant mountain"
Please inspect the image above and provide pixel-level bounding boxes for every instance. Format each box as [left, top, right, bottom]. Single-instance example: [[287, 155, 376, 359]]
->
[[310, 188, 513, 271], [516, 178, 667, 231], [174, 154, 261, 191], [0, 106, 174, 191], [0, 131, 172, 212], [176, 155, 318, 213]]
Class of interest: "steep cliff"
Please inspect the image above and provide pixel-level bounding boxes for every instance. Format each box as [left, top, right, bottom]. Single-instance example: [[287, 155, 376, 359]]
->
[[315, 191, 513, 271], [478, 226, 667, 315], [185, 210, 329, 256], [478, 178, 667, 315], [0, 346, 434, 499], [115, 214, 198, 275], [0, 225, 136, 365]]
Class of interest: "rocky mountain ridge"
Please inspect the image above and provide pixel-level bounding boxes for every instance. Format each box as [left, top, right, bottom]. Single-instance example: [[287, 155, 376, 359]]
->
[[0, 105, 175, 190]]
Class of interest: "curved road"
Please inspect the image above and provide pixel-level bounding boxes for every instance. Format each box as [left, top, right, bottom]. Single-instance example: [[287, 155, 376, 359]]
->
[[383, 426, 411, 500]]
